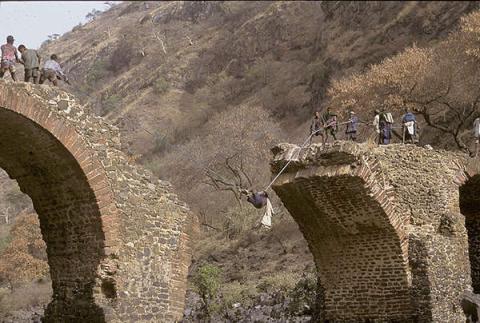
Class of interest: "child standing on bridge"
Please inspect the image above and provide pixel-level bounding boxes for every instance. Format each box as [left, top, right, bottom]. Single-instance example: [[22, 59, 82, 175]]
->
[[0, 36, 19, 82]]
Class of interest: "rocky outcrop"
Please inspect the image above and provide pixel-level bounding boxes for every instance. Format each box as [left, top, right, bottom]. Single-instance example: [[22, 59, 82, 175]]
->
[[0, 80, 196, 322], [271, 142, 477, 322]]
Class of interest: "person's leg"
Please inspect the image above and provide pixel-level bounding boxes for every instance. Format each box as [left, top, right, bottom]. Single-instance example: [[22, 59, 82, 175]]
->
[[39, 71, 45, 84], [24, 69, 31, 83], [9, 65, 17, 82], [33, 69, 40, 84], [45, 71, 56, 86], [331, 129, 337, 141]]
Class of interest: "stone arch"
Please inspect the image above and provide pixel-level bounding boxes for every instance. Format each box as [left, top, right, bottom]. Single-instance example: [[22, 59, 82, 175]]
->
[[458, 161, 480, 294], [272, 145, 412, 321], [0, 82, 197, 322], [0, 87, 120, 321]]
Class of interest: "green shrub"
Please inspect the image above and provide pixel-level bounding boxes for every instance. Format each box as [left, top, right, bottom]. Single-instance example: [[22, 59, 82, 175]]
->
[[221, 205, 261, 240], [152, 77, 170, 95], [287, 271, 317, 315], [86, 60, 109, 85], [192, 263, 222, 316], [220, 281, 257, 311], [257, 271, 299, 295], [151, 132, 173, 154], [0, 235, 10, 254], [100, 94, 121, 116]]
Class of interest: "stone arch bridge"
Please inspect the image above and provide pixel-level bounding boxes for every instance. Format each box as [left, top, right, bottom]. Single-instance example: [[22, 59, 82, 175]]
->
[[271, 142, 480, 322], [0, 81, 196, 322]]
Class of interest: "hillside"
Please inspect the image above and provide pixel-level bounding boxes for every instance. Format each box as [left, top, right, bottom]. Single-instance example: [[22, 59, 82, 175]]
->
[[42, 1, 479, 158], [2, 1, 479, 321]]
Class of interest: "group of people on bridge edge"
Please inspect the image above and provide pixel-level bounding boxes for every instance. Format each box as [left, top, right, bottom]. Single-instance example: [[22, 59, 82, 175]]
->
[[310, 106, 480, 156], [0, 35, 69, 86], [310, 107, 420, 146]]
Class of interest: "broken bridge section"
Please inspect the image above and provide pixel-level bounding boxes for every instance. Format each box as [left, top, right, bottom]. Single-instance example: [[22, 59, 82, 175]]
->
[[271, 142, 474, 322], [0, 81, 196, 322]]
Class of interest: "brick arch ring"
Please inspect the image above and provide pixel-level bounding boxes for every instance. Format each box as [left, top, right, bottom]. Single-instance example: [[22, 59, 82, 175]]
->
[[0, 81, 195, 322], [271, 143, 413, 321]]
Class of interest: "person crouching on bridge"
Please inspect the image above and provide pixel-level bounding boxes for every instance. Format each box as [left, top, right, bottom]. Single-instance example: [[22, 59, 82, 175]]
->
[[0, 36, 19, 82], [40, 54, 69, 86], [18, 45, 41, 84]]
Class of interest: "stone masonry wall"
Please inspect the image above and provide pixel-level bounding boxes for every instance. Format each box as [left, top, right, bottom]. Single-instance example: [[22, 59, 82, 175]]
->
[[0, 80, 196, 322], [271, 141, 476, 322]]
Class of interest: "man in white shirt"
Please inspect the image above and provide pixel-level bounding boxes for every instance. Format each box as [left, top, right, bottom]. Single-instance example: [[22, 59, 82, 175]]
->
[[373, 109, 380, 144], [474, 117, 480, 157], [40, 54, 68, 86]]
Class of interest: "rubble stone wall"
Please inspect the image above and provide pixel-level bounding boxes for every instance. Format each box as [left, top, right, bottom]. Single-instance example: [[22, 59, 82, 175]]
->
[[271, 142, 476, 322], [0, 81, 196, 322]]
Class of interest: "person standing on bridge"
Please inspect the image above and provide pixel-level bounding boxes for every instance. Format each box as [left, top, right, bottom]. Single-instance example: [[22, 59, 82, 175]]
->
[[310, 111, 325, 145], [345, 110, 359, 141], [378, 108, 394, 145], [402, 108, 418, 144], [474, 116, 480, 157], [323, 107, 338, 142], [0, 36, 20, 82], [18, 45, 41, 84], [373, 109, 380, 144]]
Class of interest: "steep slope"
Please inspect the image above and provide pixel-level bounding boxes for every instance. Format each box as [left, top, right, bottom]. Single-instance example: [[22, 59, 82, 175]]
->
[[32, 2, 480, 320], [42, 1, 480, 159]]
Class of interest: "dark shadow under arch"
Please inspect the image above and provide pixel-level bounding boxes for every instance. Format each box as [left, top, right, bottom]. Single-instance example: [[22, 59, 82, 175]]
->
[[273, 174, 412, 321], [460, 174, 480, 294], [0, 108, 108, 322]]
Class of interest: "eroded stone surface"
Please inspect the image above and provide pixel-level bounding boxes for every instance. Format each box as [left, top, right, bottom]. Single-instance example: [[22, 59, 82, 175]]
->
[[0, 80, 196, 322], [271, 142, 477, 322]]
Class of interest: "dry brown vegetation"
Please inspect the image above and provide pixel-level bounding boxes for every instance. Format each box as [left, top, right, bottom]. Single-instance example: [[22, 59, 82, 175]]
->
[[146, 104, 283, 234], [328, 11, 480, 153], [36, 3, 480, 240], [0, 213, 48, 288], [0, 212, 51, 321]]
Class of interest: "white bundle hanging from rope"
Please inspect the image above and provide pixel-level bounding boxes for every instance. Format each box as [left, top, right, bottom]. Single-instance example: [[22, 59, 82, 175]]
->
[[260, 198, 274, 228]]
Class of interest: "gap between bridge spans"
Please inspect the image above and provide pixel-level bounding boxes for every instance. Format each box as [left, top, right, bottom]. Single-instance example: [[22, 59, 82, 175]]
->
[[271, 141, 476, 322], [0, 80, 198, 322]]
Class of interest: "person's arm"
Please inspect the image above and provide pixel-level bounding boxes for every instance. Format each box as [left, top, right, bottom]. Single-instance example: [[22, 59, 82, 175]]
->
[[14, 48, 20, 63], [54, 61, 65, 76]]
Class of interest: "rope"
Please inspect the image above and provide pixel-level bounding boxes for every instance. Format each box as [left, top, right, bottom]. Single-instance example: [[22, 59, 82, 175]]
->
[[265, 128, 320, 191], [263, 119, 414, 191]]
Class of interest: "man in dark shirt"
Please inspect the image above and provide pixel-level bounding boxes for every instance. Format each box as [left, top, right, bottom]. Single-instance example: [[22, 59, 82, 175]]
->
[[18, 45, 41, 84]]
